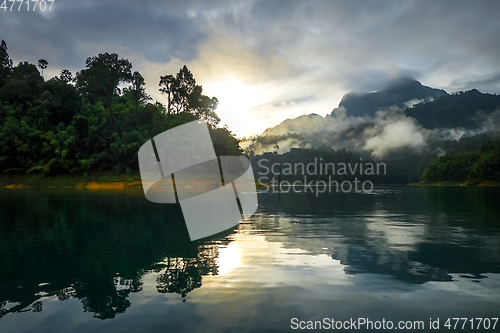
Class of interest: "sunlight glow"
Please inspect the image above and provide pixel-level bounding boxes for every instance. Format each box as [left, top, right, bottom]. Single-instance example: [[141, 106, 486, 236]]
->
[[216, 244, 242, 276], [203, 78, 298, 138], [202, 77, 340, 138], [203, 79, 263, 137]]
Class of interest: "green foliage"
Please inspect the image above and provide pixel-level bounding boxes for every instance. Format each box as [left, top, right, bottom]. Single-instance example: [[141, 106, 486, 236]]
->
[[421, 141, 500, 183], [0, 42, 241, 177], [421, 152, 480, 183], [468, 141, 500, 181]]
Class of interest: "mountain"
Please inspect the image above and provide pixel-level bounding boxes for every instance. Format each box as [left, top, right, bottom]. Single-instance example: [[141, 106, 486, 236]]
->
[[250, 80, 500, 157], [259, 79, 448, 137], [338, 78, 448, 118]]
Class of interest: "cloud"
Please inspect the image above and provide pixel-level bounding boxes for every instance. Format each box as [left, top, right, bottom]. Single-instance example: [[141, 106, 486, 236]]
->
[[2, 0, 500, 136], [249, 104, 500, 157], [362, 109, 427, 157]]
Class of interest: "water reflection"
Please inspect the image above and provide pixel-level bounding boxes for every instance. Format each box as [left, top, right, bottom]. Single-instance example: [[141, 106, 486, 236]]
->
[[156, 248, 219, 298], [253, 187, 500, 284], [0, 189, 231, 319], [0, 186, 499, 329]]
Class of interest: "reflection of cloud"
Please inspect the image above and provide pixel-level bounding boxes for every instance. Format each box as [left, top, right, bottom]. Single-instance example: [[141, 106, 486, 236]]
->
[[366, 215, 425, 251]]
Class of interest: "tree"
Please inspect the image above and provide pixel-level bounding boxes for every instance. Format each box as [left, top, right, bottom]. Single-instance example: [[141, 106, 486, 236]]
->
[[0, 50, 240, 176], [129, 71, 150, 111], [75, 52, 132, 129], [159, 65, 196, 114], [0, 40, 13, 86], [59, 69, 72, 83], [159, 65, 220, 126], [188, 85, 220, 126], [173, 65, 196, 113], [0, 61, 43, 104], [37, 59, 48, 78], [159, 74, 176, 114]]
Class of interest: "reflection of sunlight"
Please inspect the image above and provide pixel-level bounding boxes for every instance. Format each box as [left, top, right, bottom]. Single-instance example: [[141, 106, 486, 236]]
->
[[216, 244, 242, 276]]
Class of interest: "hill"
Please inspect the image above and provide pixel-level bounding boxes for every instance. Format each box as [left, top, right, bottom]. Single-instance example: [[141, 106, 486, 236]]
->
[[405, 89, 500, 129]]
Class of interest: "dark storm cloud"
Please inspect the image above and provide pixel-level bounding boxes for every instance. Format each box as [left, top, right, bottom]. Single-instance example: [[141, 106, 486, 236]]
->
[[1, 0, 500, 136], [227, 0, 500, 93], [2, 0, 500, 90], [1, 0, 211, 71]]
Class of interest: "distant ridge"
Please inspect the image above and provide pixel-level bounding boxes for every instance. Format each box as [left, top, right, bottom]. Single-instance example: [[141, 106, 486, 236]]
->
[[338, 78, 448, 117], [261, 113, 326, 136]]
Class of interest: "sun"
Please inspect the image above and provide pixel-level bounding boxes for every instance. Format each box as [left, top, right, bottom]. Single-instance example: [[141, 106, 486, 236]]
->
[[203, 78, 268, 138]]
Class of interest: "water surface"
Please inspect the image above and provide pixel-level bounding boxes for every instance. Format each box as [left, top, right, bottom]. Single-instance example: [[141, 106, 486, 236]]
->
[[0, 187, 499, 332]]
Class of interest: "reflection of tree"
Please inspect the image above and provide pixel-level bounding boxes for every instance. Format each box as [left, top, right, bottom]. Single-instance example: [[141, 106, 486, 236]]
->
[[423, 187, 500, 226], [74, 278, 133, 319], [156, 246, 219, 298], [0, 189, 234, 320], [0, 295, 44, 319], [71, 276, 145, 320]]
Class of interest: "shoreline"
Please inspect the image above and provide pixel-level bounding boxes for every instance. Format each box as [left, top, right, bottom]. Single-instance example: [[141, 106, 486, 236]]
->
[[2, 174, 500, 189], [0, 173, 143, 189], [410, 180, 500, 187], [0, 174, 267, 189]]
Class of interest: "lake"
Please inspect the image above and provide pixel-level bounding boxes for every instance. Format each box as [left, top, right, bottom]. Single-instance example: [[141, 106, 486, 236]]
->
[[0, 186, 499, 332]]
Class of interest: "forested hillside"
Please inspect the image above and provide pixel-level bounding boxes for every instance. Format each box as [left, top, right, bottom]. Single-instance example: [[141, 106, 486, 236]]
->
[[0, 40, 241, 179], [422, 141, 500, 184], [405, 89, 500, 129]]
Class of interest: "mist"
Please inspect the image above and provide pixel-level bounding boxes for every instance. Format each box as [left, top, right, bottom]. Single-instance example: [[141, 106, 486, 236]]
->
[[248, 104, 500, 159]]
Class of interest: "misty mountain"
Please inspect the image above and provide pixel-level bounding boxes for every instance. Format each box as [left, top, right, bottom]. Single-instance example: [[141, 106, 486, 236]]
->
[[260, 79, 447, 138], [249, 80, 500, 158], [339, 78, 448, 118]]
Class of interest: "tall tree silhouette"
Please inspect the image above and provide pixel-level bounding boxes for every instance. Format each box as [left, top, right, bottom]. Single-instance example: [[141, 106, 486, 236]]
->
[[0, 40, 13, 86], [159, 74, 176, 114], [129, 71, 150, 111], [37, 59, 48, 78], [173, 65, 196, 113]]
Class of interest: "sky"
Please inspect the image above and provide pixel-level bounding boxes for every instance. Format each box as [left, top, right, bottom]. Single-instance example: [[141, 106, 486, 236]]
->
[[1, 0, 500, 137]]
